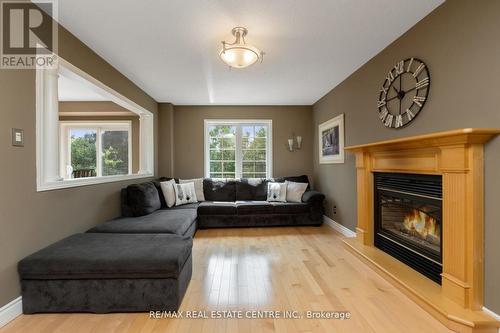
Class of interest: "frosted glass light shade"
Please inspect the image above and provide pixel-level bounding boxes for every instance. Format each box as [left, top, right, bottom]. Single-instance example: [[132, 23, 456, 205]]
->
[[219, 27, 263, 69]]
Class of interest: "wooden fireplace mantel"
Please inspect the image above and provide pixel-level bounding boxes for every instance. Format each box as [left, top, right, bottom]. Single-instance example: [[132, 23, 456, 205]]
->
[[344, 128, 500, 333]]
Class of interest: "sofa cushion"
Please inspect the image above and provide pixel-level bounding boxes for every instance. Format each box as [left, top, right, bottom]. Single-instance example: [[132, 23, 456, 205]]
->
[[127, 182, 161, 216], [236, 201, 274, 215], [198, 201, 237, 215], [235, 178, 269, 201], [87, 208, 197, 236], [274, 175, 310, 190], [152, 177, 173, 208], [203, 179, 236, 201], [270, 202, 310, 214], [170, 203, 199, 210], [18, 233, 192, 280]]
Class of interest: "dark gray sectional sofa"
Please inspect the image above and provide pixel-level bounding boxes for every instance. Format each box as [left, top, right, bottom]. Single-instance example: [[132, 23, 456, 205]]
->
[[197, 176, 325, 228], [19, 234, 192, 313], [18, 175, 324, 314], [87, 175, 325, 234]]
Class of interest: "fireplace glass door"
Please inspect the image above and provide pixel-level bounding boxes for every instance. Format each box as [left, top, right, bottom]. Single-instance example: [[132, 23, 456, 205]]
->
[[374, 172, 443, 284], [378, 191, 441, 262]]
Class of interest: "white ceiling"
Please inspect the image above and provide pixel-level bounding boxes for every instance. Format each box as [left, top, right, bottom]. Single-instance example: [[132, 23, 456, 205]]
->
[[57, 0, 443, 105], [58, 68, 108, 101]]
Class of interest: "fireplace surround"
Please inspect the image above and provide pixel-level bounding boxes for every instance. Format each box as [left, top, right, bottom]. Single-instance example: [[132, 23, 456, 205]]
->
[[344, 129, 500, 333]]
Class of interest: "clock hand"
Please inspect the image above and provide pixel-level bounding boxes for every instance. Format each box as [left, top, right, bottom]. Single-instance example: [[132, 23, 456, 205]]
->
[[403, 86, 417, 94], [392, 86, 399, 94]]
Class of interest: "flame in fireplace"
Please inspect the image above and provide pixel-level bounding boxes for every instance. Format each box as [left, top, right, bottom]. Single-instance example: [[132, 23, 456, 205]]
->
[[403, 209, 440, 241]]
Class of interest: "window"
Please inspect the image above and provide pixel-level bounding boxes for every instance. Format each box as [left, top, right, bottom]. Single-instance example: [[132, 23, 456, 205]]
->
[[36, 58, 154, 191], [204, 120, 272, 178], [60, 122, 132, 179]]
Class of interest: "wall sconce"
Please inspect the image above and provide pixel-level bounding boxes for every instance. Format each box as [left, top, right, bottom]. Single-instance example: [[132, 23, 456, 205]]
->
[[287, 134, 302, 152]]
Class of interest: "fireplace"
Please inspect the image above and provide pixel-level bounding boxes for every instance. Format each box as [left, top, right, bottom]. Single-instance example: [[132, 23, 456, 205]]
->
[[374, 172, 442, 284]]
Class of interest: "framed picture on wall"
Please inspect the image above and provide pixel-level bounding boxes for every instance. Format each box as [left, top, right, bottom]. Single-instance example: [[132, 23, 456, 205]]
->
[[318, 114, 344, 164]]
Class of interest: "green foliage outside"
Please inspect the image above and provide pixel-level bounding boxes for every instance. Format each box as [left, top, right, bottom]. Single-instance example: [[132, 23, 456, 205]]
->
[[70, 130, 129, 177], [208, 125, 267, 178], [101, 131, 128, 176], [71, 132, 96, 172]]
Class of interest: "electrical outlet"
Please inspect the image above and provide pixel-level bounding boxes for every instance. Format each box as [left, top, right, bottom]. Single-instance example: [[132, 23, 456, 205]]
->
[[333, 206, 337, 215]]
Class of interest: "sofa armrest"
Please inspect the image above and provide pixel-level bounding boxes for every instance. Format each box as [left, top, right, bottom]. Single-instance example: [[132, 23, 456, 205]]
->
[[301, 190, 325, 203]]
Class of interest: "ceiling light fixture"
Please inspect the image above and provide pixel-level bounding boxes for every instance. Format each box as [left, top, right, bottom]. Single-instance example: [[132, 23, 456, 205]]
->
[[219, 27, 264, 69]]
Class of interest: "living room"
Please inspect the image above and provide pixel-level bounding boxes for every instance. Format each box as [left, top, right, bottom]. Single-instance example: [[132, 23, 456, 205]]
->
[[1, 1, 499, 332]]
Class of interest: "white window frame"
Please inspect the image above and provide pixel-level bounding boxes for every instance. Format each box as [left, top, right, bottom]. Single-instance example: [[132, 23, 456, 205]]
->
[[204, 119, 273, 178], [59, 121, 132, 179], [36, 57, 154, 191]]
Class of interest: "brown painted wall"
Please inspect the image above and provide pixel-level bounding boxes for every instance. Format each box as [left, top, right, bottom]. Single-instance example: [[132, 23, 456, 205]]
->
[[0, 25, 157, 307], [170, 105, 313, 180], [158, 103, 175, 177], [312, 0, 500, 312], [59, 102, 141, 173]]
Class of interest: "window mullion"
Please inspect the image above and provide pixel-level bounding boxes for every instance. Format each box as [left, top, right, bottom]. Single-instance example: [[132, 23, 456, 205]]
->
[[235, 125, 242, 178], [96, 127, 102, 177]]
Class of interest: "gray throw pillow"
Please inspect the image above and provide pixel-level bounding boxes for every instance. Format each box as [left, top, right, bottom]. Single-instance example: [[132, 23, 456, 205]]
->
[[127, 182, 161, 216]]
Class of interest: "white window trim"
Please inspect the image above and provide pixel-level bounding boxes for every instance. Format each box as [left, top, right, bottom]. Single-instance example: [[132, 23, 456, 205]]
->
[[204, 119, 273, 178], [36, 57, 154, 191], [59, 121, 133, 179]]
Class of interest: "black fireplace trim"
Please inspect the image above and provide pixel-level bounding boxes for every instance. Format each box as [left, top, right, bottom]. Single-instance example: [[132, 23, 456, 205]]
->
[[374, 234, 443, 284], [374, 172, 443, 284]]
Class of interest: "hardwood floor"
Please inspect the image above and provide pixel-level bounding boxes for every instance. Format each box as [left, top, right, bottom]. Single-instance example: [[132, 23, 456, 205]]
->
[[0, 225, 452, 333]]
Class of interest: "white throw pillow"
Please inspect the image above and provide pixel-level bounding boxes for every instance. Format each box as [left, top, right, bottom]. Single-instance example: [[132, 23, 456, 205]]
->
[[286, 181, 308, 203], [179, 178, 205, 201], [267, 182, 287, 202], [174, 182, 198, 206], [160, 179, 176, 208]]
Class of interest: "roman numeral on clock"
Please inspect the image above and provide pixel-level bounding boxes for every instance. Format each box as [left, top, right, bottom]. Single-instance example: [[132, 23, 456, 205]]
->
[[413, 95, 426, 107], [386, 70, 394, 82], [377, 99, 386, 108], [406, 109, 415, 121], [394, 60, 404, 75], [384, 114, 394, 127], [415, 77, 429, 89], [407, 58, 414, 73], [379, 108, 388, 121], [413, 63, 426, 78], [395, 115, 403, 128]]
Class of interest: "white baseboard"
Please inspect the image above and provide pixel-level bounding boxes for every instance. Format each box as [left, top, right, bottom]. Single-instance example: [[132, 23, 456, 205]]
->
[[0, 297, 22, 328], [482, 306, 500, 333], [323, 215, 356, 238]]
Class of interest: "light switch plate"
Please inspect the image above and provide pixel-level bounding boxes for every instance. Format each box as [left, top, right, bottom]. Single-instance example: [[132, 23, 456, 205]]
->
[[12, 128, 24, 147]]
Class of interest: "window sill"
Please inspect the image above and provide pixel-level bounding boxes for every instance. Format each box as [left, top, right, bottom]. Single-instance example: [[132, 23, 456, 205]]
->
[[36, 172, 154, 192]]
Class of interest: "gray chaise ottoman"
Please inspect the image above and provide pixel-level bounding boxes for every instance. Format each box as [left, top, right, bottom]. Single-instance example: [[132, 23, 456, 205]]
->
[[18, 233, 192, 314]]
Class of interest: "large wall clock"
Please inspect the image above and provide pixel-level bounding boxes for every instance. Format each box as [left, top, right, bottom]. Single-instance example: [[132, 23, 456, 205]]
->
[[377, 58, 430, 128]]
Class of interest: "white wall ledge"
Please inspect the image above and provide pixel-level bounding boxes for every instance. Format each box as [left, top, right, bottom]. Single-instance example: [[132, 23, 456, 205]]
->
[[37, 173, 154, 192]]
